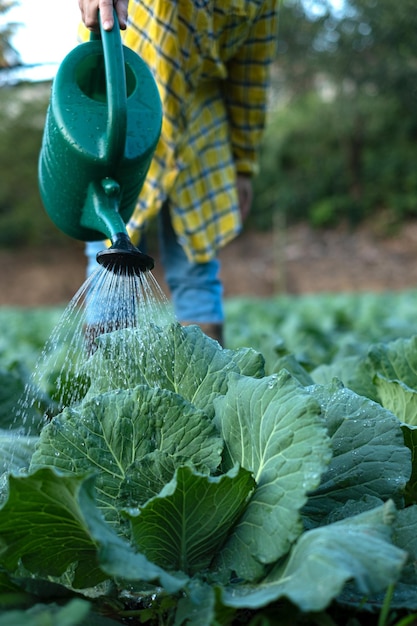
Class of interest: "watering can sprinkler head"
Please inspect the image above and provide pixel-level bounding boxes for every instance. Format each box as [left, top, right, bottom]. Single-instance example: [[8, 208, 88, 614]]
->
[[97, 232, 154, 275]]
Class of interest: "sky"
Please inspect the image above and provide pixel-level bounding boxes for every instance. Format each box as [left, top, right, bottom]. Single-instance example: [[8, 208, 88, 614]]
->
[[4, 0, 81, 66]]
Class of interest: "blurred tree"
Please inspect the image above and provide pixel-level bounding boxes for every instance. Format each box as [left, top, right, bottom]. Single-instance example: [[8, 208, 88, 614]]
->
[[275, 0, 327, 96], [278, 0, 417, 114], [251, 0, 417, 230], [0, 85, 72, 248], [0, 0, 20, 67]]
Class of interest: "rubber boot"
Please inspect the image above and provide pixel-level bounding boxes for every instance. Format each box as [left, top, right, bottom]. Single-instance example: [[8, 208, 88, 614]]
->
[[181, 322, 224, 347]]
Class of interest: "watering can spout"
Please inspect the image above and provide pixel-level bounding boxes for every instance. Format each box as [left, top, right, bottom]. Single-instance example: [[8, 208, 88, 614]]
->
[[81, 177, 153, 274], [81, 177, 126, 241]]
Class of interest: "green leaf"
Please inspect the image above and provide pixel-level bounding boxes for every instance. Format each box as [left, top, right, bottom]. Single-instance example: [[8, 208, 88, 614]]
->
[[85, 323, 264, 417], [0, 573, 81, 608], [271, 353, 314, 386], [402, 425, 417, 505], [0, 468, 186, 594], [0, 469, 105, 587], [0, 570, 26, 596], [126, 465, 255, 576], [0, 364, 45, 434], [334, 504, 417, 612], [73, 469, 188, 593], [215, 371, 332, 579], [174, 579, 217, 626], [0, 432, 37, 474], [30, 385, 223, 524], [367, 336, 417, 423], [377, 504, 417, 611], [0, 599, 92, 626], [0, 367, 26, 430], [312, 356, 379, 401], [0, 430, 38, 503], [374, 375, 417, 425], [393, 504, 417, 585], [221, 501, 406, 613], [368, 336, 417, 390], [0, 570, 36, 611], [364, 337, 417, 507], [303, 381, 411, 526]]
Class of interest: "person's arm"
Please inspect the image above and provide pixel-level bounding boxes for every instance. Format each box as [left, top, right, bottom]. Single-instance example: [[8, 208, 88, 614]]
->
[[236, 174, 253, 222], [224, 0, 278, 179], [78, 0, 129, 32]]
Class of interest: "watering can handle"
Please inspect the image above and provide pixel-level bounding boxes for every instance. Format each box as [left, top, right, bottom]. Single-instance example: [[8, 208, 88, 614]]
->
[[90, 9, 127, 164]]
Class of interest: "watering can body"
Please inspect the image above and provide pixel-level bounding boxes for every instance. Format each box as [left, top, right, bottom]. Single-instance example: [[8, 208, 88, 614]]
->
[[39, 20, 162, 242]]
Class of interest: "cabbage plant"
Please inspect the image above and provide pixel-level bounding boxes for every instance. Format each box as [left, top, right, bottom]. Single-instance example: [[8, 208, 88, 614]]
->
[[0, 323, 415, 625]]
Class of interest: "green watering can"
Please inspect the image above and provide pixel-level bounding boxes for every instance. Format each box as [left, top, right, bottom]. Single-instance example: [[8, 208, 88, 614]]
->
[[38, 10, 162, 273]]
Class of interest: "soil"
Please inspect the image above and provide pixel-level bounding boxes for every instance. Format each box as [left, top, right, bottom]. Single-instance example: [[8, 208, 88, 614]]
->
[[2, 221, 417, 306]]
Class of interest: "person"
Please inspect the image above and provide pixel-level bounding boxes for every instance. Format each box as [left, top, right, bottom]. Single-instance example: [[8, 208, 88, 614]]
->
[[79, 0, 278, 346]]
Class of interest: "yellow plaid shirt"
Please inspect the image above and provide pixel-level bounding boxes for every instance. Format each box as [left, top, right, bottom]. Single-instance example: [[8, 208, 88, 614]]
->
[[84, 0, 278, 262]]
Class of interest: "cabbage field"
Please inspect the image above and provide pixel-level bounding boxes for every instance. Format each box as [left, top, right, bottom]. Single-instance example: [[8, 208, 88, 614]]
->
[[1, 290, 417, 626]]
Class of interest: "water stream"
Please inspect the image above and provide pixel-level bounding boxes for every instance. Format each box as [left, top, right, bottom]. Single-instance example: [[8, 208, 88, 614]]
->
[[14, 265, 175, 435]]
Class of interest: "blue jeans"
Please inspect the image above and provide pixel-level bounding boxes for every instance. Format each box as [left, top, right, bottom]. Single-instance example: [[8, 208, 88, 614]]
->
[[85, 203, 224, 324]]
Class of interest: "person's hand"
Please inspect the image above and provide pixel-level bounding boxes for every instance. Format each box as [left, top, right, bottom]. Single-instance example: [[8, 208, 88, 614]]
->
[[236, 174, 253, 222], [78, 0, 129, 32]]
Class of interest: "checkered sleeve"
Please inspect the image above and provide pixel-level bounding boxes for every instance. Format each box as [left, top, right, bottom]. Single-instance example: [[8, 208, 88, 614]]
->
[[224, 0, 279, 176]]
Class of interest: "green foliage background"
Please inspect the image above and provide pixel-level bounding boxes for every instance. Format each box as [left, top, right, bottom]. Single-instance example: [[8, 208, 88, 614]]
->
[[0, 85, 70, 247], [251, 0, 417, 230], [1, 0, 417, 242]]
